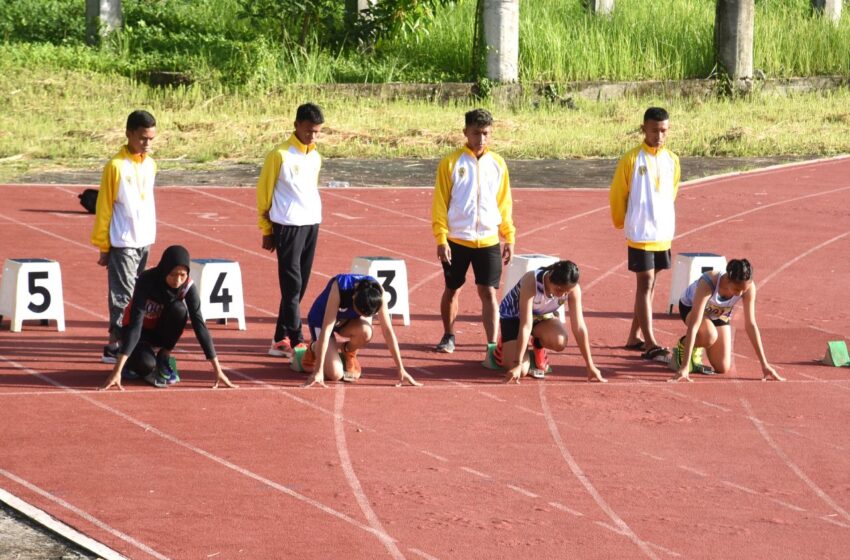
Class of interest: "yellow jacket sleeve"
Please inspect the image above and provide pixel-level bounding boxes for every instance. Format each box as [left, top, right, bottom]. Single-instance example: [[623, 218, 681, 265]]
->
[[496, 163, 515, 244], [90, 161, 120, 252], [672, 152, 681, 200], [256, 149, 283, 235], [431, 157, 453, 245], [609, 152, 634, 230]]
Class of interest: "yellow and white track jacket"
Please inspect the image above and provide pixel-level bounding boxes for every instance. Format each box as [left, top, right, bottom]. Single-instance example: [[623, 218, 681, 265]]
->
[[90, 146, 157, 252], [432, 146, 515, 249], [256, 134, 322, 234], [609, 142, 680, 251]]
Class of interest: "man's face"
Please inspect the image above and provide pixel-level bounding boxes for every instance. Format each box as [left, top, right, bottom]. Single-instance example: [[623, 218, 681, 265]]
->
[[464, 124, 492, 156], [126, 126, 157, 155], [641, 119, 669, 149], [294, 120, 323, 146]]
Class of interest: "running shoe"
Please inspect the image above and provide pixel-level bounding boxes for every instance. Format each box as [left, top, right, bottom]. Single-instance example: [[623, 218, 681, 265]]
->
[[101, 343, 119, 364], [268, 337, 293, 358], [435, 333, 455, 354]]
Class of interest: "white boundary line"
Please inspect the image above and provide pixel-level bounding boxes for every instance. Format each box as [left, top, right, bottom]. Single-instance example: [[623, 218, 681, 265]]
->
[[0, 473, 164, 560], [333, 385, 407, 560], [537, 383, 660, 560], [739, 398, 850, 524]]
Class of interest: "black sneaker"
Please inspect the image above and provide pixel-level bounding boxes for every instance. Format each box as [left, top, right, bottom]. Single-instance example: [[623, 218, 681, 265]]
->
[[435, 333, 455, 353], [101, 344, 119, 364]]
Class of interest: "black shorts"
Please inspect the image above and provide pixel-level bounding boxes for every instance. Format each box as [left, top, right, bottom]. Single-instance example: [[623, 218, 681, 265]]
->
[[679, 302, 729, 328], [499, 315, 556, 343], [628, 247, 672, 273], [442, 240, 502, 290]]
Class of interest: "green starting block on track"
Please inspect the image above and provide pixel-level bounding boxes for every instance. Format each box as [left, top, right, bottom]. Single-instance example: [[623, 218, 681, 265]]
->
[[822, 341, 850, 367], [481, 342, 501, 370]]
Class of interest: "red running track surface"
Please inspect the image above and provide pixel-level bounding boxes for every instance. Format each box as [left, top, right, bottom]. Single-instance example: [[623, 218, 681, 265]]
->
[[1, 158, 849, 559]]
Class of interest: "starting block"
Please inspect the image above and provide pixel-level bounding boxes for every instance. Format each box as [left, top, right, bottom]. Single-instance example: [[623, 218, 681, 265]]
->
[[482, 342, 501, 370], [351, 256, 410, 326], [822, 341, 850, 367], [668, 252, 727, 313], [291, 345, 342, 373], [189, 259, 246, 330], [503, 254, 565, 322], [0, 258, 65, 332]]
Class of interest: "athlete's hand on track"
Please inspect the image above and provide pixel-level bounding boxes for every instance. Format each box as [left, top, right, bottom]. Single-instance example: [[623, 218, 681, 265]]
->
[[303, 372, 327, 388], [504, 364, 522, 384], [397, 369, 422, 387], [586, 365, 607, 383], [762, 364, 786, 382], [99, 372, 124, 391]]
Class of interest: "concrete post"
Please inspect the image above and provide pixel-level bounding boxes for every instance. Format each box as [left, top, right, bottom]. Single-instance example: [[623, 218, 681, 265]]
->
[[586, 0, 615, 15], [346, 0, 376, 26], [714, 0, 754, 80], [812, 0, 842, 23], [86, 0, 122, 44], [483, 0, 519, 82]]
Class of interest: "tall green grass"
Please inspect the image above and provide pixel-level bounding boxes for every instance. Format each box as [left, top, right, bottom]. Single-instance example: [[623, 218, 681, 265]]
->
[[2, 0, 849, 85]]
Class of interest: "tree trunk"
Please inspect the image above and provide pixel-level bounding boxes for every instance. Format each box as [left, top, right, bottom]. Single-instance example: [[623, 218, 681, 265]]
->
[[585, 0, 614, 15], [483, 0, 519, 82], [86, 0, 122, 45], [812, 0, 842, 23], [715, 0, 754, 81]]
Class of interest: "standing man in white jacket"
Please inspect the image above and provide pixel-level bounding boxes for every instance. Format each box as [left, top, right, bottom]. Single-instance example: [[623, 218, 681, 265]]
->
[[257, 103, 324, 358], [431, 109, 515, 355], [91, 110, 158, 364], [609, 107, 680, 362]]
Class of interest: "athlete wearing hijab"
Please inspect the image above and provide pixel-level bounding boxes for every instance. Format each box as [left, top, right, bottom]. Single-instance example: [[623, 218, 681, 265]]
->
[[100, 245, 237, 390]]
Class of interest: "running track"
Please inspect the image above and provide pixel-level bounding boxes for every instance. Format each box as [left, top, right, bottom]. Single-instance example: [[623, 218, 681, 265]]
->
[[1, 158, 849, 559]]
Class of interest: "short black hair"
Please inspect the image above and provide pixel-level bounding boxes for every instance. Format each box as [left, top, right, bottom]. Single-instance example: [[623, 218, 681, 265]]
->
[[726, 259, 753, 282], [296, 103, 325, 124], [545, 260, 580, 286], [465, 108, 493, 128], [353, 279, 383, 317], [126, 110, 156, 131], [643, 107, 669, 123]]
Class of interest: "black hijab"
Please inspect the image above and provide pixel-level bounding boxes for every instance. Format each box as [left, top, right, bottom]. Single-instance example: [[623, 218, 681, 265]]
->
[[150, 245, 191, 303]]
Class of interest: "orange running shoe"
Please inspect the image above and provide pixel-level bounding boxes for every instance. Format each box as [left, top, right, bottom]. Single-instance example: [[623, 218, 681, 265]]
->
[[341, 342, 362, 381]]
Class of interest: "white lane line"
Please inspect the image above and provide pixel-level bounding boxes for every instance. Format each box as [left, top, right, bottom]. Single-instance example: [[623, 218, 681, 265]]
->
[[0, 470, 166, 560], [699, 400, 732, 412], [538, 384, 661, 560], [506, 484, 539, 499], [769, 499, 807, 513], [741, 398, 850, 524], [548, 501, 584, 517], [460, 467, 491, 479], [419, 450, 449, 463], [820, 515, 850, 529], [407, 547, 441, 560], [0, 356, 397, 544], [641, 452, 665, 462], [678, 465, 708, 478], [583, 184, 850, 293], [187, 187, 435, 267], [594, 520, 626, 534], [648, 541, 683, 558], [759, 231, 850, 288], [720, 481, 757, 495], [334, 386, 406, 560], [515, 405, 545, 417], [479, 391, 506, 403]]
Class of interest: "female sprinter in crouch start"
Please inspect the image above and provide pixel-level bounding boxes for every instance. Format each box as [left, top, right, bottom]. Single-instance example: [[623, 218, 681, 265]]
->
[[669, 258, 785, 383]]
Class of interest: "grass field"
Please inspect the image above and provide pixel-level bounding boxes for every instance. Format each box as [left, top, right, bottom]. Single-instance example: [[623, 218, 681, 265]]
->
[[2, 64, 850, 182], [2, 0, 849, 181]]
